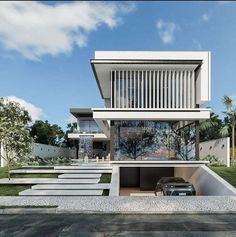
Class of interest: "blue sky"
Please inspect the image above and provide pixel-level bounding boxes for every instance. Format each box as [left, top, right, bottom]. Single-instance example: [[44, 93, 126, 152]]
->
[[0, 1, 236, 129]]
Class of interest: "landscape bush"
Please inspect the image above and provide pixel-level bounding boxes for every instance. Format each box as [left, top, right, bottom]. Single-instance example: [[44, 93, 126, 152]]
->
[[25, 155, 72, 166]]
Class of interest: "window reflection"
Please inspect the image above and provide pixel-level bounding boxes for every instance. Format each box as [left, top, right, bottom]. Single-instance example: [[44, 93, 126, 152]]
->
[[114, 120, 196, 161]]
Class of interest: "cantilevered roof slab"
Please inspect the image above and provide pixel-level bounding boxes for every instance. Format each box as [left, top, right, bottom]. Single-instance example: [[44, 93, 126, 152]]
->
[[92, 108, 211, 121], [91, 51, 211, 104]]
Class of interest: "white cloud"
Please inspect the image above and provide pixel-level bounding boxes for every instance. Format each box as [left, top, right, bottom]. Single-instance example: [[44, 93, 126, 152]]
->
[[0, 1, 135, 60], [4, 96, 43, 122], [66, 114, 77, 124], [202, 13, 210, 22], [156, 19, 179, 44]]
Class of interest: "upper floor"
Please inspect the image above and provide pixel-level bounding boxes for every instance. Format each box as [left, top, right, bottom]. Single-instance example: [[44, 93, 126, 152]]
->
[[91, 51, 211, 109]]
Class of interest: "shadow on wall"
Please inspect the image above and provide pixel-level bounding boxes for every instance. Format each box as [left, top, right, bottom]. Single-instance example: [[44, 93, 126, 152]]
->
[[32, 143, 76, 159], [199, 137, 230, 167]]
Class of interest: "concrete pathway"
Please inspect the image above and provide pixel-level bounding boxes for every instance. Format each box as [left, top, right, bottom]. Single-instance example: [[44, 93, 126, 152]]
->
[[19, 190, 103, 196], [0, 178, 99, 184], [54, 166, 112, 170], [58, 174, 101, 179], [10, 169, 112, 174], [0, 196, 236, 213], [2, 163, 112, 196], [32, 184, 110, 190]]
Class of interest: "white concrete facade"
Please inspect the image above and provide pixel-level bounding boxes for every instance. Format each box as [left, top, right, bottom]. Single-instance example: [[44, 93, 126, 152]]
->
[[92, 51, 211, 105], [199, 137, 230, 167]]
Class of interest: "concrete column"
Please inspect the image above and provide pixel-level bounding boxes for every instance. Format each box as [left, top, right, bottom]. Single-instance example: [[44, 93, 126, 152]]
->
[[110, 121, 115, 161], [195, 121, 200, 160]]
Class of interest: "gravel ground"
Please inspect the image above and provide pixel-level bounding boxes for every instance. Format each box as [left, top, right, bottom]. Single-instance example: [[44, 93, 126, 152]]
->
[[0, 196, 236, 213]]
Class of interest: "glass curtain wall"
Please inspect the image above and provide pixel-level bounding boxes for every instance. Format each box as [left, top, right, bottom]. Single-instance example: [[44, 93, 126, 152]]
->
[[113, 120, 196, 161]]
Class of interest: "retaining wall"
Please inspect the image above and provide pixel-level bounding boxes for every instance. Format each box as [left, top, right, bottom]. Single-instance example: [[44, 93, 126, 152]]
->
[[199, 137, 230, 167]]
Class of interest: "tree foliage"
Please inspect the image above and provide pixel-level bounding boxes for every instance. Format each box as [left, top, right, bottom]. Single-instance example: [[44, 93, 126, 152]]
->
[[0, 97, 33, 179], [30, 120, 64, 146], [200, 112, 223, 142]]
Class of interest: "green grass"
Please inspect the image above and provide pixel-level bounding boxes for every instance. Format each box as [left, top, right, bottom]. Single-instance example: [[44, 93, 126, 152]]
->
[[99, 174, 111, 183], [0, 167, 57, 196], [0, 205, 58, 209], [11, 174, 58, 178], [0, 166, 58, 179], [209, 165, 236, 187], [18, 167, 54, 170], [0, 185, 32, 196], [102, 190, 110, 196]]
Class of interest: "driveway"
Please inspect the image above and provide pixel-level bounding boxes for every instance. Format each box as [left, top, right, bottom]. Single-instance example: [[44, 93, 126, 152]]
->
[[0, 214, 236, 236]]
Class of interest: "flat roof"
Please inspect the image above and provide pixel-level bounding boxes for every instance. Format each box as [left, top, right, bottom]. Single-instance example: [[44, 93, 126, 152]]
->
[[70, 108, 93, 118], [91, 51, 210, 99]]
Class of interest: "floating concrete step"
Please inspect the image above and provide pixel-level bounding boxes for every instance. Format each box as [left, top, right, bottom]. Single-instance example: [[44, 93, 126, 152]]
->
[[58, 174, 101, 179], [54, 166, 112, 170], [22, 166, 54, 169], [81, 163, 111, 167], [10, 169, 112, 174], [32, 183, 110, 190], [0, 178, 99, 184], [19, 189, 103, 196]]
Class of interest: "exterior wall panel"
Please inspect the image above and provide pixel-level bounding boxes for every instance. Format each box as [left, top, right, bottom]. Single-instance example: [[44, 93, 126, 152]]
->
[[111, 69, 196, 109]]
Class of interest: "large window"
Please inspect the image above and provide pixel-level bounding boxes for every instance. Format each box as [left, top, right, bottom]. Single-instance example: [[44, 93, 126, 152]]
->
[[79, 120, 102, 133], [113, 120, 196, 161]]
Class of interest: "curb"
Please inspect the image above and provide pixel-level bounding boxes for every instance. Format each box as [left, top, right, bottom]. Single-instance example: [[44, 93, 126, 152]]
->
[[1, 208, 236, 215]]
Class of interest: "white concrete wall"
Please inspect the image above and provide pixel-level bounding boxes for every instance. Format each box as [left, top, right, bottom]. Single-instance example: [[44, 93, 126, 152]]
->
[[199, 137, 230, 167], [0, 143, 76, 167], [32, 143, 76, 159], [175, 165, 236, 196]]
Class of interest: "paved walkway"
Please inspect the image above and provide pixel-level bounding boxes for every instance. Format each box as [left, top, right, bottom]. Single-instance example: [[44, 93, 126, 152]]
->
[[32, 184, 110, 190], [0, 196, 236, 213], [0, 178, 100, 184], [10, 169, 112, 174], [1, 213, 236, 236], [4, 164, 112, 196], [19, 190, 103, 196]]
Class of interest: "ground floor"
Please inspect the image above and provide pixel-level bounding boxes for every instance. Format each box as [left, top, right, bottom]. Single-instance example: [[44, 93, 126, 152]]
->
[[1, 213, 236, 236]]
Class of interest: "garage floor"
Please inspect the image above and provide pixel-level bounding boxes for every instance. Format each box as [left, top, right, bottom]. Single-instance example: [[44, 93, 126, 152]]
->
[[120, 187, 161, 196]]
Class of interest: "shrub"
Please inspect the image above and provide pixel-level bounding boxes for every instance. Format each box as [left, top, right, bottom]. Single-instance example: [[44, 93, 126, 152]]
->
[[25, 156, 72, 165], [201, 155, 225, 166]]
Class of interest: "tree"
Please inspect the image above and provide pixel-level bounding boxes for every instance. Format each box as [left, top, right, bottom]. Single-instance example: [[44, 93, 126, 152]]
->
[[64, 122, 79, 159], [118, 121, 156, 160], [220, 95, 236, 162], [0, 97, 33, 179], [200, 112, 223, 142], [30, 120, 64, 146]]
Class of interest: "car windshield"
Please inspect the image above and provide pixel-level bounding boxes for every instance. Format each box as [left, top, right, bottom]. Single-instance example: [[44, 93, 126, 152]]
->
[[159, 177, 186, 184]]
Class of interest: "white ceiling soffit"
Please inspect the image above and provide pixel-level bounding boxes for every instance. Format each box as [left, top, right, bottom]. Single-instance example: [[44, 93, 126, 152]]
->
[[92, 62, 199, 99]]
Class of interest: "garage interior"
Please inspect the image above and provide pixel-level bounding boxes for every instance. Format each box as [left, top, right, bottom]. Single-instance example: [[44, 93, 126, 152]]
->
[[119, 166, 236, 196]]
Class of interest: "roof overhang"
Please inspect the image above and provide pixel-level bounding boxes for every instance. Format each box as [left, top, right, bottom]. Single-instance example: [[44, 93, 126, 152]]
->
[[92, 108, 211, 121], [70, 108, 93, 119], [90, 51, 211, 100], [91, 60, 201, 99], [68, 133, 109, 141], [92, 108, 211, 135]]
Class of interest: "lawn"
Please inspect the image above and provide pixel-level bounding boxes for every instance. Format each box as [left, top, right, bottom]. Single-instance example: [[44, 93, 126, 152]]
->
[[0, 166, 57, 196], [209, 165, 236, 187], [99, 174, 111, 183]]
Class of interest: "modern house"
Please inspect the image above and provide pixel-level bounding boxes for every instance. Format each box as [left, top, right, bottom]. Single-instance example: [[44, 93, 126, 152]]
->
[[68, 51, 222, 194]]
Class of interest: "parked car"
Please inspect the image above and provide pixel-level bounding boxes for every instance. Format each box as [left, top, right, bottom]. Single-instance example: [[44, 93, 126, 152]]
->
[[155, 177, 196, 196]]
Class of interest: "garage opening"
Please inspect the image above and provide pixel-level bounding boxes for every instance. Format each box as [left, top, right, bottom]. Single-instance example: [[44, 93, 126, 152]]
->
[[119, 166, 236, 196]]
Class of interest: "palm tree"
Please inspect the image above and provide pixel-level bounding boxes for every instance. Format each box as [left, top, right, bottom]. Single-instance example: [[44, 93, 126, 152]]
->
[[199, 112, 222, 142], [220, 95, 236, 162]]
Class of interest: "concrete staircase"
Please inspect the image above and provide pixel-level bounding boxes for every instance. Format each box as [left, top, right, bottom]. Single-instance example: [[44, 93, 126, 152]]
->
[[17, 163, 112, 196]]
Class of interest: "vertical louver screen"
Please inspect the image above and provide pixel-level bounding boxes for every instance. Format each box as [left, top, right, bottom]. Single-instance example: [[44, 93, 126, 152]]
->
[[111, 70, 195, 109]]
